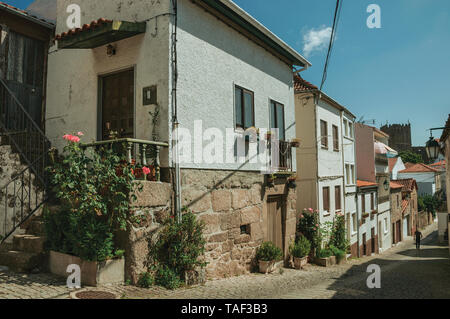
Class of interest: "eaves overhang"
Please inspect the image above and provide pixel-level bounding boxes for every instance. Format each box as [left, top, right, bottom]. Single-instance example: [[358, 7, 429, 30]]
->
[[194, 0, 311, 67]]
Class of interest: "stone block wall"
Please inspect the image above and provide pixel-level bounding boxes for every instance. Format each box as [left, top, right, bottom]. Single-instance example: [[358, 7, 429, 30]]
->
[[180, 169, 297, 279], [116, 181, 173, 284]]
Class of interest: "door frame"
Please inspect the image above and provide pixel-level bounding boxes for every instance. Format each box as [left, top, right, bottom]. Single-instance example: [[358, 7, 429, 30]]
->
[[97, 66, 136, 141], [266, 195, 286, 254]]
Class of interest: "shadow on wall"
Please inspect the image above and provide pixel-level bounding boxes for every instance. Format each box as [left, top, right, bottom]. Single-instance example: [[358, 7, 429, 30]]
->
[[324, 231, 450, 299]]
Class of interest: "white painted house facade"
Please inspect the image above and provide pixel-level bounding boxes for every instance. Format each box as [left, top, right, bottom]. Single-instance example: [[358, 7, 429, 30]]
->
[[46, 0, 310, 279]]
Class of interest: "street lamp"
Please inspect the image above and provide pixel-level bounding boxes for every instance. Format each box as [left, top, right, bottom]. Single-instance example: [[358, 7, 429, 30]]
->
[[425, 127, 449, 161], [425, 136, 440, 161]]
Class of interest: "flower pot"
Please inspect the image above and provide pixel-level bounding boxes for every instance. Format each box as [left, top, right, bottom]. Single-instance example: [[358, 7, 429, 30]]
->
[[314, 256, 336, 267], [293, 256, 308, 270], [258, 260, 276, 274], [336, 255, 347, 265]]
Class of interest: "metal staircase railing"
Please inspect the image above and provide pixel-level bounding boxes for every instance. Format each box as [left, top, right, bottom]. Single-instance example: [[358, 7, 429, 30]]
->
[[0, 77, 51, 244]]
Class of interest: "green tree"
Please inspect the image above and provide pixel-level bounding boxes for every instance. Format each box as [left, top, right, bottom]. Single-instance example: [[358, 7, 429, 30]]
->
[[399, 151, 424, 164]]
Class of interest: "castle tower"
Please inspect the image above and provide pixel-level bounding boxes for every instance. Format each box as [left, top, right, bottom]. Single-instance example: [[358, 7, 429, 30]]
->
[[380, 123, 412, 153]]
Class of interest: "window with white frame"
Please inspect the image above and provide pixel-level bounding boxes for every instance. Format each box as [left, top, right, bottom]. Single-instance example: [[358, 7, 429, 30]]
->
[[346, 164, 350, 185], [384, 218, 388, 234], [352, 213, 357, 234], [349, 122, 354, 138], [344, 119, 349, 137], [351, 165, 356, 184]]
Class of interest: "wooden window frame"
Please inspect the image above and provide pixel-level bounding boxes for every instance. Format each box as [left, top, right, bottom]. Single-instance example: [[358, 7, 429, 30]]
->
[[270, 100, 286, 141], [234, 85, 255, 130], [323, 186, 330, 213], [333, 125, 339, 152], [320, 120, 328, 149]]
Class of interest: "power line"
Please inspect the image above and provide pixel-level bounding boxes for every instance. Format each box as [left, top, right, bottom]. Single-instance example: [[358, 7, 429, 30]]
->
[[320, 0, 343, 92]]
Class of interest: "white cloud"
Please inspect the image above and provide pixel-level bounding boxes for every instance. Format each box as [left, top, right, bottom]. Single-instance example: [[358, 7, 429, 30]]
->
[[302, 26, 332, 58]]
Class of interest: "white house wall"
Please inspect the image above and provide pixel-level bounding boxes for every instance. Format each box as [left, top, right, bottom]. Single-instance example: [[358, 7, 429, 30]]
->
[[397, 172, 436, 195], [46, 0, 172, 166], [175, 0, 296, 171]]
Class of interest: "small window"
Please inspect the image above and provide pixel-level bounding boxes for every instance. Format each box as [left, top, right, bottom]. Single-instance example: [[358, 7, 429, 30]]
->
[[333, 125, 339, 151], [346, 165, 350, 185], [351, 165, 356, 184], [270, 100, 285, 141], [335, 186, 341, 211], [344, 119, 349, 137], [320, 120, 328, 149], [349, 122, 354, 138], [361, 194, 366, 213], [323, 187, 330, 213], [352, 213, 357, 233], [235, 86, 254, 130], [371, 193, 375, 211], [240, 224, 250, 235], [384, 218, 388, 234]]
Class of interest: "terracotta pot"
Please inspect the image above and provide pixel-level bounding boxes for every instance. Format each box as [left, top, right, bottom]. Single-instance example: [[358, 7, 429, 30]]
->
[[258, 260, 276, 274], [293, 256, 308, 270]]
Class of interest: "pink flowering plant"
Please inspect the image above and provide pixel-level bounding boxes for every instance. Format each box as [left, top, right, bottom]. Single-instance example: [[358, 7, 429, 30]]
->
[[297, 208, 322, 256], [44, 132, 143, 262]]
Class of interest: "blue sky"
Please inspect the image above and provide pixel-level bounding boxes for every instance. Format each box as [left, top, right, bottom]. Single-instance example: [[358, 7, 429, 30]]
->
[[7, 0, 450, 145]]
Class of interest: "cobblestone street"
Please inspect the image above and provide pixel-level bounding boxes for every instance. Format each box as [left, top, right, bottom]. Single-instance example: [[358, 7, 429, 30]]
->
[[0, 223, 448, 299]]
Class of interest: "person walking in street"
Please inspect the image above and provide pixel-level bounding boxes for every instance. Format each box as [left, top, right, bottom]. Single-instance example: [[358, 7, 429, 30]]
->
[[415, 230, 423, 250]]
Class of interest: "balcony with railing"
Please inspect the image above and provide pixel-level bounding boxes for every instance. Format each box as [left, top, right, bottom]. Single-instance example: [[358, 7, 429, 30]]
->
[[80, 138, 169, 182]]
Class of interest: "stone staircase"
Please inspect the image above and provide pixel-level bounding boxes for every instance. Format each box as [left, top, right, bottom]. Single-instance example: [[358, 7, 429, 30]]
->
[[0, 216, 47, 273], [0, 134, 47, 273]]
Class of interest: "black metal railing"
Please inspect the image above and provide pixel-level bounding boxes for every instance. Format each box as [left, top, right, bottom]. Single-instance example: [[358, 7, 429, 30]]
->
[[0, 157, 46, 243], [268, 140, 293, 172], [0, 78, 51, 244], [0, 78, 51, 186], [81, 138, 169, 182]]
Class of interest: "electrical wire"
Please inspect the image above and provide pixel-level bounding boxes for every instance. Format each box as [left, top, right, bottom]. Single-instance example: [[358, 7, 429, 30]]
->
[[320, 0, 343, 92]]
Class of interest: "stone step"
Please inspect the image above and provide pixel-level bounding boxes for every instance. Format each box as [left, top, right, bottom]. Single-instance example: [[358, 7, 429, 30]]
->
[[12, 235, 45, 253], [0, 250, 44, 273]]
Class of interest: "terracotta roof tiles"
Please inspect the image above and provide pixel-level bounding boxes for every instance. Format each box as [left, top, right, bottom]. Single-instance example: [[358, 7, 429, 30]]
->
[[357, 180, 378, 188], [55, 18, 113, 40], [293, 75, 318, 92], [399, 163, 439, 173]]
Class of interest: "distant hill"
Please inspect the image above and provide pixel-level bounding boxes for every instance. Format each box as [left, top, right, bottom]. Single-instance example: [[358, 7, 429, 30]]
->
[[26, 0, 57, 22]]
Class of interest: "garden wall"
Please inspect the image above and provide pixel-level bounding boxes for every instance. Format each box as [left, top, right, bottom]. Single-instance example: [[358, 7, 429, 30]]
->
[[180, 169, 297, 279], [116, 181, 173, 284]]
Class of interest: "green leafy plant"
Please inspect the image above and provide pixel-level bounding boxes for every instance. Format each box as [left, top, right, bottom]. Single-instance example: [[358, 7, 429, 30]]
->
[[290, 236, 311, 259], [399, 151, 424, 164], [155, 265, 182, 290], [329, 213, 349, 252], [317, 248, 333, 259], [147, 210, 207, 289], [44, 133, 142, 261], [297, 208, 321, 256], [329, 245, 346, 262], [255, 242, 283, 262], [137, 272, 155, 288]]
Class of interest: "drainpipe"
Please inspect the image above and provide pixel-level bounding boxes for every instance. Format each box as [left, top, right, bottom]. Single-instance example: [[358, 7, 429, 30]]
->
[[356, 191, 361, 258], [340, 110, 347, 239], [171, 0, 182, 222]]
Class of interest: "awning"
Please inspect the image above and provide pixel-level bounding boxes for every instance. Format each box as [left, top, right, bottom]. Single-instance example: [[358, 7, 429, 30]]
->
[[56, 19, 146, 49]]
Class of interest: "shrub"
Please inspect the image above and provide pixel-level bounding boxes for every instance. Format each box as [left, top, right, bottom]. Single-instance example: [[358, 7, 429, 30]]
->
[[155, 266, 182, 290], [290, 236, 311, 259], [255, 242, 283, 262], [329, 213, 349, 252], [297, 208, 321, 255], [329, 245, 346, 261], [317, 248, 333, 259], [148, 210, 207, 289], [137, 272, 154, 288], [44, 133, 142, 262]]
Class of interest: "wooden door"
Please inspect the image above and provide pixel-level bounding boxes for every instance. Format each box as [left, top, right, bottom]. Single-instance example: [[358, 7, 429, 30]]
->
[[101, 69, 134, 140], [267, 196, 284, 252], [371, 228, 375, 254], [362, 233, 367, 256], [3, 31, 45, 129]]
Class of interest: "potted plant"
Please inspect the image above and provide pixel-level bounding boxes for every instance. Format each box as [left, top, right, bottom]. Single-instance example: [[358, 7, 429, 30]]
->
[[290, 138, 301, 148], [330, 245, 347, 265], [314, 248, 336, 267], [255, 242, 283, 274], [290, 236, 311, 270]]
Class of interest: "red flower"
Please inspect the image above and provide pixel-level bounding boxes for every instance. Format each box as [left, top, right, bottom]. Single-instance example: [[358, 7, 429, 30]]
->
[[142, 167, 151, 175]]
